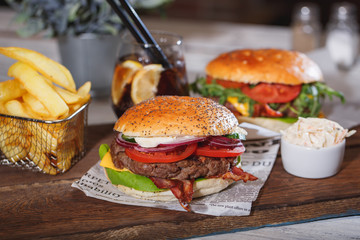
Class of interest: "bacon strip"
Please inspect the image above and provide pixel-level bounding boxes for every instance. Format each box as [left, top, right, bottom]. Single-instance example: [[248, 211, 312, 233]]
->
[[263, 103, 283, 117], [149, 166, 257, 212], [252, 103, 283, 118], [149, 177, 194, 212], [222, 166, 258, 182]]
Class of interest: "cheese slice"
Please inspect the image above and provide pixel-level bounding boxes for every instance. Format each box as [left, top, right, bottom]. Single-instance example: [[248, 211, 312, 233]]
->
[[227, 97, 250, 117], [100, 151, 131, 173]]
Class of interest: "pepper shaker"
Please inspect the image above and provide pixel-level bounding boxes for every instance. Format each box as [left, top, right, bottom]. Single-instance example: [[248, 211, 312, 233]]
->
[[326, 2, 359, 71], [291, 2, 321, 52]]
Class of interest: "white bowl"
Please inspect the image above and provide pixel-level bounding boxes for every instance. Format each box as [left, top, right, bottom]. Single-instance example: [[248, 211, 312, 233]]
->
[[281, 138, 346, 179]]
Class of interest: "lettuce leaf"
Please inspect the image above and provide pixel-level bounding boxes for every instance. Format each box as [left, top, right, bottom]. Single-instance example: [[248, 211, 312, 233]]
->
[[99, 144, 110, 160], [190, 77, 345, 118]]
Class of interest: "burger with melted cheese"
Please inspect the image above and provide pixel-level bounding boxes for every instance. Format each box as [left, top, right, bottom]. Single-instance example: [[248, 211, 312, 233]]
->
[[100, 96, 257, 212], [191, 48, 345, 131]]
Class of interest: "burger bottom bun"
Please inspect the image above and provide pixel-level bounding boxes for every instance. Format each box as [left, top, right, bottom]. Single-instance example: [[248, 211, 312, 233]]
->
[[237, 116, 292, 133], [114, 178, 234, 202]]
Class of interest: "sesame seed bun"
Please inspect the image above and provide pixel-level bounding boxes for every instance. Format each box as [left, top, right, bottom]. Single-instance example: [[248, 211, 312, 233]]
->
[[114, 96, 239, 137], [206, 48, 323, 85]]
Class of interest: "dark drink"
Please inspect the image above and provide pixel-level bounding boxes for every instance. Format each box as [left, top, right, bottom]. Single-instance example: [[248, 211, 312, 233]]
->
[[111, 31, 189, 118]]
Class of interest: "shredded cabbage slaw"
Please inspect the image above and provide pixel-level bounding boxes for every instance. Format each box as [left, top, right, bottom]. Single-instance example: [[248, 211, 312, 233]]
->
[[281, 117, 356, 148]]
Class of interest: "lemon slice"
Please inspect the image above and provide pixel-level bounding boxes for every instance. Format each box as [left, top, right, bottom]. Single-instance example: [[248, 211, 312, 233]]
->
[[111, 60, 142, 105], [131, 64, 164, 104], [122, 60, 143, 74]]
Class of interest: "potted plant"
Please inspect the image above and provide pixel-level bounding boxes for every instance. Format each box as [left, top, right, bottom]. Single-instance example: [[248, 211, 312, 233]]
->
[[6, 0, 172, 97]]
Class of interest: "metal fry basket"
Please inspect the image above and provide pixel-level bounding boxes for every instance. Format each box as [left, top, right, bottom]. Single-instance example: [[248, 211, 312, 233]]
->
[[0, 103, 89, 175]]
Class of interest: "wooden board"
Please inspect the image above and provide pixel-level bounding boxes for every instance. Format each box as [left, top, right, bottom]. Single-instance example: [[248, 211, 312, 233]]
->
[[0, 124, 359, 239]]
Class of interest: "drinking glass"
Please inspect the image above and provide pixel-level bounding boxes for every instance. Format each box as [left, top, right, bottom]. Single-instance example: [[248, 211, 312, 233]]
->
[[111, 30, 189, 117]]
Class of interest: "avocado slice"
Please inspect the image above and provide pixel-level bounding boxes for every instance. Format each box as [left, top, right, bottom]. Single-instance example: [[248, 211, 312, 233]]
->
[[105, 168, 164, 192]]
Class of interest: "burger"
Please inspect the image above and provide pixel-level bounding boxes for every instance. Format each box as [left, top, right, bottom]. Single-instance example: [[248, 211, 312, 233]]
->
[[191, 48, 345, 131], [100, 96, 257, 212]]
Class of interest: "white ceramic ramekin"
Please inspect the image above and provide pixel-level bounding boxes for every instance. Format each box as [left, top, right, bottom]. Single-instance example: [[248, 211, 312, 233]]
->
[[281, 138, 346, 179]]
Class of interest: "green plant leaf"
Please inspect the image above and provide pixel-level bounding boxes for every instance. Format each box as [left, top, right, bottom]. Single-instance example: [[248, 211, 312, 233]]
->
[[6, 0, 173, 37]]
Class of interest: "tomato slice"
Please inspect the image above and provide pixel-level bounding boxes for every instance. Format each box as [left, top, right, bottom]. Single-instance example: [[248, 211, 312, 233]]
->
[[195, 145, 245, 157], [207, 76, 301, 103], [240, 83, 302, 103], [125, 143, 197, 163]]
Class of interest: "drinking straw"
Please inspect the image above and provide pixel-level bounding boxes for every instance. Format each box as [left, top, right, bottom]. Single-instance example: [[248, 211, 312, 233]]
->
[[106, 0, 173, 69]]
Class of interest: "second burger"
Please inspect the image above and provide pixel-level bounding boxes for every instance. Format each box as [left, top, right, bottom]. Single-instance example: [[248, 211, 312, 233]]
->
[[191, 48, 345, 131]]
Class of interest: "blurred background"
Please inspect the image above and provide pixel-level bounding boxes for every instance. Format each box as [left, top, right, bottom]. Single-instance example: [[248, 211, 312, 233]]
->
[[128, 0, 360, 28], [1, 0, 360, 28], [1, 0, 360, 126]]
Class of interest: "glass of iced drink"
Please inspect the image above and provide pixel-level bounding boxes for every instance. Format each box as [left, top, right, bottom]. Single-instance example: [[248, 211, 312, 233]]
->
[[111, 31, 189, 117]]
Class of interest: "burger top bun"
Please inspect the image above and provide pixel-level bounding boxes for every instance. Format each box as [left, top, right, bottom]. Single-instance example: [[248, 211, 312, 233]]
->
[[114, 96, 239, 137], [206, 48, 323, 85]]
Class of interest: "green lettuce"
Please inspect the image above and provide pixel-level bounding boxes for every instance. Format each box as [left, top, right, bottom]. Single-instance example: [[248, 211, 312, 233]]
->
[[190, 77, 345, 118]]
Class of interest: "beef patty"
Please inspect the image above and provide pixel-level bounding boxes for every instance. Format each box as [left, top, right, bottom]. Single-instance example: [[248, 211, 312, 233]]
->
[[110, 140, 237, 180]]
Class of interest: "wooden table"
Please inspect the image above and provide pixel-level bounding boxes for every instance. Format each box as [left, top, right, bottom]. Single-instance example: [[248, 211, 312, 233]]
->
[[1, 7, 360, 239], [1, 123, 359, 239]]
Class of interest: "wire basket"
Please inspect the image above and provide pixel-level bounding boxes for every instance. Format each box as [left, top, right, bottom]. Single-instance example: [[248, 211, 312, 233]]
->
[[0, 102, 89, 175]]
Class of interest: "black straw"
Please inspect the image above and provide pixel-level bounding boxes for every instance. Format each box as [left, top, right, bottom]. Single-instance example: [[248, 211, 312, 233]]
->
[[106, 0, 172, 69], [106, 0, 146, 45]]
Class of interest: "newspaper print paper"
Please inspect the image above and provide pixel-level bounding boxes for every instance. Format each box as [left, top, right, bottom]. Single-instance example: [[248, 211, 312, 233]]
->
[[72, 123, 280, 216]]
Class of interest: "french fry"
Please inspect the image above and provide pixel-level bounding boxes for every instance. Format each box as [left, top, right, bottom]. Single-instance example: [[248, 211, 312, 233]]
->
[[0, 47, 90, 175], [0, 117, 26, 135], [0, 47, 76, 92], [39, 74, 82, 115], [1, 144, 28, 163], [26, 121, 58, 151], [0, 121, 30, 162], [0, 79, 27, 102], [58, 64, 76, 91], [68, 98, 89, 115], [68, 95, 90, 114], [53, 85, 82, 104], [27, 145, 57, 175], [23, 103, 51, 120], [67, 81, 91, 114], [5, 99, 33, 118], [77, 81, 91, 98], [0, 101, 7, 115], [22, 93, 51, 119], [0, 130, 28, 163], [55, 141, 77, 171], [50, 122, 75, 145], [8, 62, 69, 118]]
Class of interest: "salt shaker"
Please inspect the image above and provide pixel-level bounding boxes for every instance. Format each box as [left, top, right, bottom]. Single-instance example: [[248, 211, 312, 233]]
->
[[291, 2, 321, 52], [326, 2, 359, 71]]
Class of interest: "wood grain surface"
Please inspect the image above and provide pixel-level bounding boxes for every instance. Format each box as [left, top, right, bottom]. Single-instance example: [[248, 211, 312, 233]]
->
[[0, 124, 359, 240]]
